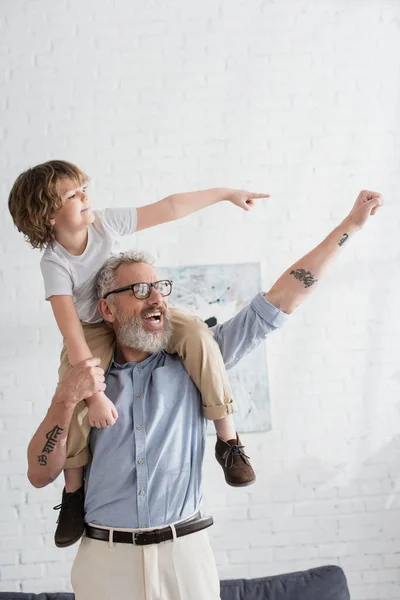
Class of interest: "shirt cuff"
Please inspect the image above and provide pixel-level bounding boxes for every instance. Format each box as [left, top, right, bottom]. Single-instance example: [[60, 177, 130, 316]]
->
[[251, 291, 289, 329]]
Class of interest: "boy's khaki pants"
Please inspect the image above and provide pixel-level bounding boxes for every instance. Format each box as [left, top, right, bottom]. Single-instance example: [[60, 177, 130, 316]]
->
[[60, 307, 237, 469]]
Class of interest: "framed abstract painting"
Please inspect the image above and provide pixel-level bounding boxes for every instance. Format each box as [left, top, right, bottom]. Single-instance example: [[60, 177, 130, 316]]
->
[[159, 262, 271, 433]]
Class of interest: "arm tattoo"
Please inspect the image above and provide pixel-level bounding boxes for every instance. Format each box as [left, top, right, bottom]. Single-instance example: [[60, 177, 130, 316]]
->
[[338, 233, 349, 246], [290, 268, 318, 288], [37, 425, 64, 467]]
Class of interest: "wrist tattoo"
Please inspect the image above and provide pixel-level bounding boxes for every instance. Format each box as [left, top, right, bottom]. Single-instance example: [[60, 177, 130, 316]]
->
[[38, 454, 48, 466], [290, 268, 318, 288], [37, 425, 64, 466], [338, 233, 349, 246]]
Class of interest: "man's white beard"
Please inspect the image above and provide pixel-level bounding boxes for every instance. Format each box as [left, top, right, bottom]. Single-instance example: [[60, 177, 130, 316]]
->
[[115, 309, 172, 354]]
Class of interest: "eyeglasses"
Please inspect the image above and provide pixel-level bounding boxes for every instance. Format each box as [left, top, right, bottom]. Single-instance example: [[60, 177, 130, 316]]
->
[[103, 279, 173, 300]]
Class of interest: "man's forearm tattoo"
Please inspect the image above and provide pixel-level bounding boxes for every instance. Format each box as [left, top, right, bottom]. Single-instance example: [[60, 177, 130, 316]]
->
[[338, 233, 349, 246], [37, 425, 64, 466], [290, 268, 318, 288]]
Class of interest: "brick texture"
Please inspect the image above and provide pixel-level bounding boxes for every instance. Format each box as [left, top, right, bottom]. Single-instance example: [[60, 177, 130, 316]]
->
[[1, 1, 400, 598]]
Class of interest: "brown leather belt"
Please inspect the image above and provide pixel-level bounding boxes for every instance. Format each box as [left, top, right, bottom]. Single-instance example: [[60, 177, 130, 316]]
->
[[85, 512, 213, 546]]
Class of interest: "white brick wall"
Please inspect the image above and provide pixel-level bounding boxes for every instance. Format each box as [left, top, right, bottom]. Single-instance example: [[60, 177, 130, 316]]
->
[[1, 1, 400, 598]]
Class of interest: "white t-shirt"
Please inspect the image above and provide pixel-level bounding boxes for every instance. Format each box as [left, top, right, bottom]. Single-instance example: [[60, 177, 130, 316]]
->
[[40, 207, 137, 324]]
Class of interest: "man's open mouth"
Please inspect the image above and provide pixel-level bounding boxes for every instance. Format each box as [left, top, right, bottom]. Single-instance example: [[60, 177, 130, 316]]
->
[[142, 310, 162, 323]]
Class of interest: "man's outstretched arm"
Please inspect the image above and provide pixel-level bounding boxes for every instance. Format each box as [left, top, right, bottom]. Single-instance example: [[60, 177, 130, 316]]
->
[[265, 190, 383, 313], [212, 190, 383, 367], [27, 358, 106, 488]]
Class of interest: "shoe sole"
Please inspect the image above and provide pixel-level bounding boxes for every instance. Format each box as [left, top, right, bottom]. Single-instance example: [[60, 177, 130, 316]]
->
[[225, 477, 256, 488], [215, 454, 256, 487], [55, 533, 84, 548]]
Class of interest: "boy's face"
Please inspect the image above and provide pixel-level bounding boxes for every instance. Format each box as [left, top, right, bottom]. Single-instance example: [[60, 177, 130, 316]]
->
[[50, 177, 95, 232]]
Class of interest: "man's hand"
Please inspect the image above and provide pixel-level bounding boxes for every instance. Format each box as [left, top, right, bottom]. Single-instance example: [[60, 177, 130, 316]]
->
[[345, 190, 384, 232], [265, 188, 384, 314], [225, 190, 270, 211], [56, 357, 106, 408]]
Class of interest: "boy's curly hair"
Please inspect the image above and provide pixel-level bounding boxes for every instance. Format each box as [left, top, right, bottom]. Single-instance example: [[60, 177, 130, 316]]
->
[[8, 160, 89, 250]]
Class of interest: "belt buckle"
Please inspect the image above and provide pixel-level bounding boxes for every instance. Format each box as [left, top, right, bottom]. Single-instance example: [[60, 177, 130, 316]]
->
[[132, 532, 138, 545]]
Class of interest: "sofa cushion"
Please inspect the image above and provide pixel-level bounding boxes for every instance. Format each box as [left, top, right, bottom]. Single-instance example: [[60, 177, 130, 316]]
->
[[0, 596, 72, 600], [0, 565, 350, 600], [220, 565, 350, 599]]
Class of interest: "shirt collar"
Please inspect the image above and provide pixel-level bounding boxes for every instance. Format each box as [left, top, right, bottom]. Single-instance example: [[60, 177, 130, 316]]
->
[[107, 349, 162, 374]]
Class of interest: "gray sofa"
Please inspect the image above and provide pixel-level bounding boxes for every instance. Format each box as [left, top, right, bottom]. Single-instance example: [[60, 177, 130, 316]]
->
[[0, 564, 350, 599]]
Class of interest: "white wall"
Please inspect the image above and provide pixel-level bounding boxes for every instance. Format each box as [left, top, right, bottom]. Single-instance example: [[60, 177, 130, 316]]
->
[[1, 1, 400, 598]]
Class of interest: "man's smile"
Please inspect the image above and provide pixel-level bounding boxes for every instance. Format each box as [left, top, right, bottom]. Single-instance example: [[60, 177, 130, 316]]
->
[[141, 307, 165, 331]]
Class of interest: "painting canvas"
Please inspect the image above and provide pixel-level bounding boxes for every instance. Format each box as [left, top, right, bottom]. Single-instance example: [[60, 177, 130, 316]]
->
[[159, 263, 271, 433]]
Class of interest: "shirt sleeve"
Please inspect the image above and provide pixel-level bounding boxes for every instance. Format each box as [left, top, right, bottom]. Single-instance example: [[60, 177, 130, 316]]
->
[[99, 207, 137, 237], [40, 257, 73, 300], [211, 292, 289, 369]]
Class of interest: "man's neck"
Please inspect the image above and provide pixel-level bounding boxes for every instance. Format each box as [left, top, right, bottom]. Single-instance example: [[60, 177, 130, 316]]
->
[[114, 342, 151, 365], [55, 228, 89, 256]]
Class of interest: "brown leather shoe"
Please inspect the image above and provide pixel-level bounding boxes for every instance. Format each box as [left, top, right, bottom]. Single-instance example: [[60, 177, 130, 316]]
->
[[215, 434, 256, 487], [53, 486, 85, 548]]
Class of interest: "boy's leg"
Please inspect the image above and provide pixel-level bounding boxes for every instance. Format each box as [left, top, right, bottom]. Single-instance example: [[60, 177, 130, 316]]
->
[[55, 322, 115, 548], [64, 467, 84, 494], [167, 307, 255, 487], [58, 322, 115, 469], [167, 308, 236, 420]]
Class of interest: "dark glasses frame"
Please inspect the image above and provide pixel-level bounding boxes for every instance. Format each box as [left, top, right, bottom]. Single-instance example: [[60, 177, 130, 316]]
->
[[103, 279, 173, 300]]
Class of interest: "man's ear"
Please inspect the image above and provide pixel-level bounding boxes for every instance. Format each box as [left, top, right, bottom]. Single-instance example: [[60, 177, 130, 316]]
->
[[98, 298, 116, 324], [50, 218, 56, 226]]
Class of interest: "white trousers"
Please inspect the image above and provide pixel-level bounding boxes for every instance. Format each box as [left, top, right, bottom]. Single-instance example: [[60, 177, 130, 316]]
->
[[71, 524, 221, 600]]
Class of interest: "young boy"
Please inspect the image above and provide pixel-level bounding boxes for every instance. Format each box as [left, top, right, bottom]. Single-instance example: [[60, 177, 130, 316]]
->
[[9, 160, 269, 547]]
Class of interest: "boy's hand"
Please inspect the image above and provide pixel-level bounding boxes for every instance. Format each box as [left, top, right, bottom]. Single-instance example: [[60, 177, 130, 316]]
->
[[226, 190, 270, 211], [86, 391, 119, 428], [344, 190, 384, 232]]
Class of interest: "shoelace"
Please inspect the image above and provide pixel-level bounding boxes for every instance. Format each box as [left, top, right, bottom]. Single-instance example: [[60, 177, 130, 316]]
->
[[53, 491, 80, 523], [222, 444, 250, 468]]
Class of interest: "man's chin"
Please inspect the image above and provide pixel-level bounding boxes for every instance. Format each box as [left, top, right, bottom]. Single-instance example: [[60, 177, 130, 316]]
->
[[115, 310, 172, 354]]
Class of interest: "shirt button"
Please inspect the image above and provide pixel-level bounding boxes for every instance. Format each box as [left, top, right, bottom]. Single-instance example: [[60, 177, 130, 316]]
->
[[136, 393, 141, 398], [138, 459, 143, 465], [136, 425, 142, 430], [139, 490, 145, 496], [141, 525, 146, 529]]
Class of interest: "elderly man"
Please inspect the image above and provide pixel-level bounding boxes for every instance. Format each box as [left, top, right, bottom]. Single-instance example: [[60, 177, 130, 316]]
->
[[27, 190, 382, 600]]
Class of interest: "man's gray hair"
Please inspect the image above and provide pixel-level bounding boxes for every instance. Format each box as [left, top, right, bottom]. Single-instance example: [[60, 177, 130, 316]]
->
[[96, 250, 154, 300]]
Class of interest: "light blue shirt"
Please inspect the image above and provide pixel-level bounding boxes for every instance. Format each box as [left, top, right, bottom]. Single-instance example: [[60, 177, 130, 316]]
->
[[84, 293, 288, 528]]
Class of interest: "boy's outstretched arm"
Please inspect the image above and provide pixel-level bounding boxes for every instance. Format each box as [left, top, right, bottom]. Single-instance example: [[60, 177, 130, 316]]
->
[[265, 190, 384, 314], [136, 188, 270, 232]]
